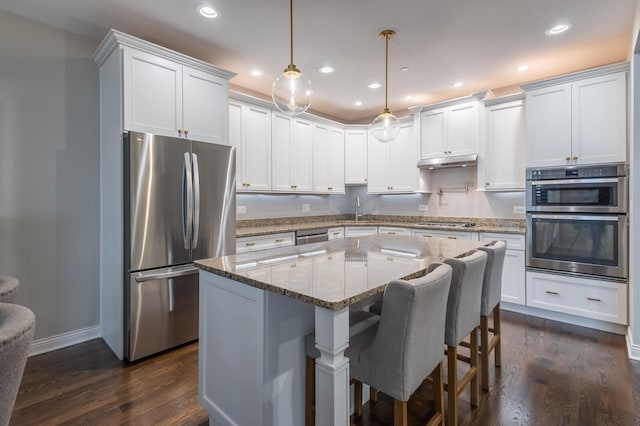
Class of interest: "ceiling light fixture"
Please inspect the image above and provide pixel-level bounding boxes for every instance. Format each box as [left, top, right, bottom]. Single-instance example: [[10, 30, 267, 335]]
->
[[354, 101, 363, 106], [198, 6, 219, 18], [371, 29, 400, 143], [368, 82, 381, 89], [517, 64, 529, 72], [400, 66, 409, 72], [404, 95, 413, 101], [545, 23, 572, 35], [454, 82, 464, 88], [272, 0, 313, 115], [319, 66, 334, 73], [251, 70, 263, 76]]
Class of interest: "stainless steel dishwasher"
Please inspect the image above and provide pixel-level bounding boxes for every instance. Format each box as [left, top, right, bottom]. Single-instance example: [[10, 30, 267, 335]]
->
[[295, 228, 329, 245]]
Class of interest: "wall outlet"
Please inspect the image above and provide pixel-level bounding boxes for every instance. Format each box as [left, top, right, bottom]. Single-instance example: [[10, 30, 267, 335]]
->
[[302, 204, 311, 212], [237, 205, 247, 214], [418, 204, 428, 212], [513, 205, 525, 214]]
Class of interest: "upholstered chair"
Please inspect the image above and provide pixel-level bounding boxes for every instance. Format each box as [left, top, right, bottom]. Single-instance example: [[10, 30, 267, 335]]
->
[[347, 262, 452, 426], [0, 302, 36, 426], [442, 250, 487, 426], [0, 276, 19, 304], [477, 240, 507, 391]]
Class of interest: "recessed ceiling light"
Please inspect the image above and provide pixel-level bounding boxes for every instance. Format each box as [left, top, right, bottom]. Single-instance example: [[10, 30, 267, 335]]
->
[[354, 101, 363, 106], [400, 66, 409, 72], [454, 82, 464, 88], [198, 6, 219, 19], [545, 23, 572, 36], [319, 66, 334, 74], [250, 70, 263, 77], [517, 64, 529, 72], [368, 83, 381, 89], [404, 95, 413, 101]]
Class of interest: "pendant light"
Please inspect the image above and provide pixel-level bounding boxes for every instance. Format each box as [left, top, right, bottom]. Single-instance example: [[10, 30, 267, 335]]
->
[[272, 0, 313, 115], [371, 30, 400, 143]]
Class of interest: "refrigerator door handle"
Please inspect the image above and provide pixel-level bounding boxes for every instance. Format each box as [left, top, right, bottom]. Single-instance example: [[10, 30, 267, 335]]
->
[[182, 152, 193, 249], [134, 266, 199, 283], [191, 152, 200, 249]]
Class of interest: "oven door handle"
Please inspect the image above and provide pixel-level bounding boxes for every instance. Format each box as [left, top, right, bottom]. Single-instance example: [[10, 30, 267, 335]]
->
[[529, 177, 619, 185], [530, 214, 622, 221]]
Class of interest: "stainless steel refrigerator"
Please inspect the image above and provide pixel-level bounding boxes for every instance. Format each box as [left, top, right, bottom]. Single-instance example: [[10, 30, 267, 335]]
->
[[124, 131, 235, 361]]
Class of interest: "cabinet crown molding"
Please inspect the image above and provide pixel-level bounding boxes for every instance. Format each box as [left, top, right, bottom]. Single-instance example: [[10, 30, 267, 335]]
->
[[408, 90, 490, 114], [93, 29, 236, 80], [520, 62, 629, 92]]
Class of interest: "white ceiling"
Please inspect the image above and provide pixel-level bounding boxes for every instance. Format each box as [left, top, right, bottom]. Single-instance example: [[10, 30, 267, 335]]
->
[[0, 0, 636, 123]]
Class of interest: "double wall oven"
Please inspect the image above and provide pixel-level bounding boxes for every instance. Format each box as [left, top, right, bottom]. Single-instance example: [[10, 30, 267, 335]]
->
[[526, 163, 628, 280]]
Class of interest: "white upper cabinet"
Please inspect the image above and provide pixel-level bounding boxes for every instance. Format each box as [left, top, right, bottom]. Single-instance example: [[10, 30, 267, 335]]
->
[[313, 124, 345, 193], [524, 66, 627, 167], [367, 121, 417, 193], [123, 47, 229, 144], [229, 100, 271, 191], [415, 97, 484, 159], [484, 97, 525, 191], [272, 112, 313, 192], [344, 128, 368, 185]]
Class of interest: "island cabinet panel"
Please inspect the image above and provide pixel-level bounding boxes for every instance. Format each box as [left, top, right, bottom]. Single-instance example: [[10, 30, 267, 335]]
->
[[199, 272, 314, 426]]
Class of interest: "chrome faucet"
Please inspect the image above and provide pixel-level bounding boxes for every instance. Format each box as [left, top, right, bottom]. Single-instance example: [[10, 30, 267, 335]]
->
[[355, 195, 363, 222]]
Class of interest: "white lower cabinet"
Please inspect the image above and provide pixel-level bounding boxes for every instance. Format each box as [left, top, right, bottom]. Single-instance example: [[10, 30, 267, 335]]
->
[[236, 232, 295, 253], [479, 232, 525, 305], [328, 227, 345, 240], [411, 229, 478, 241], [344, 226, 378, 237], [526, 271, 627, 325], [378, 226, 412, 236]]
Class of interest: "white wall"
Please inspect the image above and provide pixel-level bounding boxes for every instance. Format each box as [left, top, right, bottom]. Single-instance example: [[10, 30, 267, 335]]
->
[[0, 11, 100, 340]]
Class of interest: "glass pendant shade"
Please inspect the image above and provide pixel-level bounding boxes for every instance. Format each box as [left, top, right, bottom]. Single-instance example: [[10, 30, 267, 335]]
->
[[272, 65, 313, 115], [371, 109, 400, 143]]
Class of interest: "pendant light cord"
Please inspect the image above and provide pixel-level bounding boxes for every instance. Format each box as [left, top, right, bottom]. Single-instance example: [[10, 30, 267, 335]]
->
[[289, 0, 294, 66], [384, 32, 389, 111]]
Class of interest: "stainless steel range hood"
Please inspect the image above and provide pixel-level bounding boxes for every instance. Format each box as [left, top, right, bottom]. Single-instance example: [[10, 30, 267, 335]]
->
[[417, 154, 478, 169]]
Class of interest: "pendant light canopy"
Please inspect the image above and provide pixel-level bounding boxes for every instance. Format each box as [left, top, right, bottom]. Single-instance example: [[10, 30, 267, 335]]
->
[[272, 0, 313, 115], [371, 30, 400, 143]]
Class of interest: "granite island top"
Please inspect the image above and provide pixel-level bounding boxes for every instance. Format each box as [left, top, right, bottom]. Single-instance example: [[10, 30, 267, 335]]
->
[[195, 234, 484, 310], [236, 214, 525, 238]]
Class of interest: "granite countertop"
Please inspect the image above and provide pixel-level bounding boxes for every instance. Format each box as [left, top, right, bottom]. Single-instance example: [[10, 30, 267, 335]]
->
[[196, 234, 483, 310], [236, 214, 525, 237]]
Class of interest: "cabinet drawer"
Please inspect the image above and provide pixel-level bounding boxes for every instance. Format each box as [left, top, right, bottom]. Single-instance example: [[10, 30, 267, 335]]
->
[[411, 229, 478, 240], [526, 271, 627, 325], [328, 227, 344, 240], [378, 226, 412, 236], [236, 232, 295, 253], [479, 232, 525, 251], [344, 226, 378, 237]]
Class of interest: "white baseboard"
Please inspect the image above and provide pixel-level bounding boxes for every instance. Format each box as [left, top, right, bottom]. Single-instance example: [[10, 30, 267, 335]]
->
[[626, 328, 640, 361], [29, 325, 101, 357]]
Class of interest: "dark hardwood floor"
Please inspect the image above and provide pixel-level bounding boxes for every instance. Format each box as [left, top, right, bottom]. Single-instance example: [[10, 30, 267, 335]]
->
[[10, 311, 640, 425]]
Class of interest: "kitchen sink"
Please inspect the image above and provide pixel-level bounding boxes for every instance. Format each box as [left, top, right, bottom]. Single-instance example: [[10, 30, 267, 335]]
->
[[416, 221, 476, 228]]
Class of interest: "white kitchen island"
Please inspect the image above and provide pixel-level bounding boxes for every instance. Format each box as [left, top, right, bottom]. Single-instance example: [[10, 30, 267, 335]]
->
[[195, 234, 482, 426]]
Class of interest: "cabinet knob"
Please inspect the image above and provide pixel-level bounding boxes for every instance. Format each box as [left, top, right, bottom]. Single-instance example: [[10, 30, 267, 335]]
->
[[486, 182, 490, 186], [246, 183, 251, 187], [573, 156, 578, 161], [328, 187, 333, 190], [184, 129, 189, 136], [178, 129, 183, 135], [566, 156, 571, 161], [444, 151, 448, 155], [364, 178, 367, 182], [291, 184, 295, 189]]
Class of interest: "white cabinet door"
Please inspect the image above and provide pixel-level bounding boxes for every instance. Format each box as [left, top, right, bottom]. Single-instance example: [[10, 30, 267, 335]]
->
[[367, 134, 391, 193], [411, 229, 477, 240], [328, 227, 344, 240], [572, 72, 627, 165], [344, 226, 378, 237], [390, 122, 417, 192], [485, 100, 525, 190], [313, 124, 345, 193], [501, 249, 525, 305], [378, 226, 412, 236], [420, 108, 447, 159], [525, 83, 572, 167], [183, 66, 228, 144], [123, 47, 183, 138], [344, 128, 368, 184], [271, 113, 293, 191], [230, 101, 272, 192], [448, 101, 478, 156], [291, 118, 313, 192]]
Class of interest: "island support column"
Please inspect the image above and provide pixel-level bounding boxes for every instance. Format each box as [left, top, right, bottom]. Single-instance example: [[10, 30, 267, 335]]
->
[[314, 306, 350, 426]]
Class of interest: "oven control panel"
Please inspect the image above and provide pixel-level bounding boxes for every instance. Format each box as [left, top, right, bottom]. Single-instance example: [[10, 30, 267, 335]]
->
[[527, 163, 626, 180]]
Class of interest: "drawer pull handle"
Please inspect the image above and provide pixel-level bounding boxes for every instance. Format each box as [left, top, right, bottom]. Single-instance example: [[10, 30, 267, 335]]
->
[[423, 235, 432, 238], [545, 290, 558, 295], [275, 239, 284, 243], [388, 232, 396, 235], [332, 232, 340, 235], [447, 236, 457, 239], [587, 297, 601, 302], [245, 242, 256, 247]]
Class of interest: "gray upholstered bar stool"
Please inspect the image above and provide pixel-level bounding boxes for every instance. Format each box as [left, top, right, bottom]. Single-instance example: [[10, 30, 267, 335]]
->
[[0, 302, 36, 426], [442, 250, 487, 426], [477, 240, 507, 391], [0, 276, 19, 304], [348, 263, 452, 426]]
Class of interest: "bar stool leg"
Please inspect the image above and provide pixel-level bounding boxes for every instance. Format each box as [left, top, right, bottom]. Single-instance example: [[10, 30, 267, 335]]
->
[[470, 327, 479, 407], [431, 362, 445, 426], [305, 356, 315, 426], [354, 380, 363, 416], [494, 304, 502, 367], [481, 315, 490, 391], [370, 386, 379, 402], [447, 345, 458, 426], [394, 399, 408, 426]]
